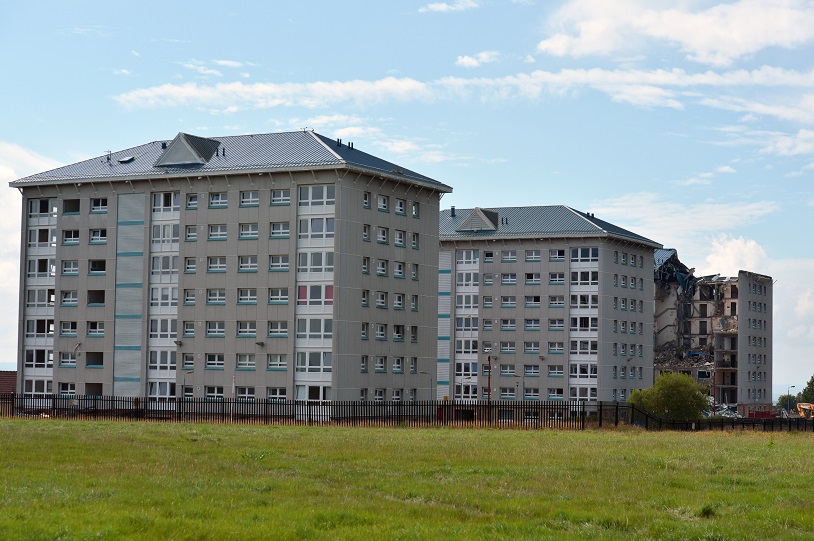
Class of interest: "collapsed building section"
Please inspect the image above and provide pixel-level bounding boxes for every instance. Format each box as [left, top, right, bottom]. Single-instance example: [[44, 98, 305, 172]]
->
[[654, 249, 772, 416]]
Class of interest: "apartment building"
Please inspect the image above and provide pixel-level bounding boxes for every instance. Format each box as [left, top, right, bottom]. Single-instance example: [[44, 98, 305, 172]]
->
[[12, 131, 451, 402], [437, 206, 661, 403], [654, 249, 773, 416]]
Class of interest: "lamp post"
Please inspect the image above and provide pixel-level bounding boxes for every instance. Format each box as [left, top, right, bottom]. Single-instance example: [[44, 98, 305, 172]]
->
[[788, 385, 796, 417], [181, 370, 193, 421]]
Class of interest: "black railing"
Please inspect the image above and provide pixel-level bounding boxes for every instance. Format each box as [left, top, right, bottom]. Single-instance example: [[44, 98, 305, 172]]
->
[[0, 393, 586, 429], [4, 394, 805, 432]]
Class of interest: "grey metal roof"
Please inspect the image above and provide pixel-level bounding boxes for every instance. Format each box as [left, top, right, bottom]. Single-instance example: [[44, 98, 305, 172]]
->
[[654, 248, 678, 269], [10, 130, 452, 193], [440, 205, 661, 247]]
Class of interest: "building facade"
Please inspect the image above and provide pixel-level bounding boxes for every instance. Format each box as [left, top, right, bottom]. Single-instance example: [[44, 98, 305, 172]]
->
[[12, 131, 451, 402], [654, 249, 773, 416], [437, 206, 661, 404]]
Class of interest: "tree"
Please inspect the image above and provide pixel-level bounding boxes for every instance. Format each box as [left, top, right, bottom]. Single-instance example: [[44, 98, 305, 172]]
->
[[776, 394, 798, 413], [800, 375, 814, 404], [629, 372, 708, 422]]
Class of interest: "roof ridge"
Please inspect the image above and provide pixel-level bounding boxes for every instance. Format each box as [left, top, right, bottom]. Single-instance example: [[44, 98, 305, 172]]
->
[[564, 206, 606, 235], [307, 130, 345, 162]]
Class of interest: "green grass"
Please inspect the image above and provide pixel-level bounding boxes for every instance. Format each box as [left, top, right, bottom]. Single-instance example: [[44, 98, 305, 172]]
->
[[1, 421, 813, 540]]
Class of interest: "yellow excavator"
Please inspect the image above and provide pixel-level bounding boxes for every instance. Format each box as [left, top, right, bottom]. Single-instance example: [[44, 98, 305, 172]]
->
[[797, 403, 814, 419]]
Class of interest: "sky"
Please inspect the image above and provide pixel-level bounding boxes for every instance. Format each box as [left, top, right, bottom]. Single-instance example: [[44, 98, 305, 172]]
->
[[1, 0, 813, 401]]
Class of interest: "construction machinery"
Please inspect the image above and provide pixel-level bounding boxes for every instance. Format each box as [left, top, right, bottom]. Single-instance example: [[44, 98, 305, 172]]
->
[[797, 403, 814, 419]]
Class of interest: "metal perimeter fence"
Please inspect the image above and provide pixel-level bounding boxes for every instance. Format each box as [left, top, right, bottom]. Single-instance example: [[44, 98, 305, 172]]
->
[[4, 394, 812, 432]]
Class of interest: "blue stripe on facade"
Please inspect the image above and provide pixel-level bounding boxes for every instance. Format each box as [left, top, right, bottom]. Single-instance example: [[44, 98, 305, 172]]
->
[[438, 269, 452, 274], [113, 376, 141, 382], [117, 220, 145, 226], [114, 345, 142, 350], [437, 336, 450, 340], [437, 314, 450, 318], [437, 380, 450, 386], [436, 359, 450, 363], [115, 314, 142, 319], [116, 283, 143, 288], [116, 251, 144, 257], [438, 291, 451, 296]]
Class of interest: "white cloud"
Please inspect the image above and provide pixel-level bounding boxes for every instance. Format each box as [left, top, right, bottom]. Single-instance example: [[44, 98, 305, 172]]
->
[[213, 59, 243, 68], [716, 165, 736, 173], [181, 60, 223, 77], [537, 0, 814, 66], [112, 69, 131, 76], [455, 51, 499, 68], [131, 50, 140, 57], [760, 129, 814, 156], [591, 192, 779, 261], [419, 0, 478, 13], [699, 235, 770, 276]]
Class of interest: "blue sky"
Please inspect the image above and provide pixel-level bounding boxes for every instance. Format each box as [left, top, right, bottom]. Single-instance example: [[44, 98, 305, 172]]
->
[[2, 0, 813, 400]]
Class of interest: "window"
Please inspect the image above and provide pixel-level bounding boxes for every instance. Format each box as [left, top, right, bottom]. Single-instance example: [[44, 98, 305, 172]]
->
[[27, 289, 55, 308], [570, 271, 599, 285], [206, 321, 226, 337], [237, 288, 257, 304], [455, 316, 479, 331], [375, 324, 387, 340], [60, 290, 78, 306], [63, 230, 79, 245], [149, 318, 177, 339], [209, 192, 228, 208], [483, 250, 494, 262], [185, 226, 198, 241], [525, 249, 541, 262], [393, 325, 404, 341], [148, 350, 176, 370], [151, 224, 179, 245], [456, 294, 479, 309], [548, 342, 564, 354], [151, 255, 179, 276], [207, 257, 226, 272], [395, 198, 406, 214], [394, 229, 405, 246], [499, 387, 516, 400], [361, 322, 369, 339], [377, 259, 389, 276], [548, 365, 564, 377], [60, 321, 77, 336], [500, 341, 516, 353], [58, 383, 76, 396], [152, 192, 180, 213], [205, 386, 224, 399], [363, 191, 371, 209], [28, 258, 56, 278], [456, 249, 479, 264], [89, 229, 107, 244], [267, 354, 287, 370], [299, 217, 335, 239], [88, 197, 107, 213], [89, 260, 106, 274], [239, 223, 259, 239], [235, 321, 256, 337], [24, 349, 54, 369], [549, 295, 565, 307], [182, 321, 195, 337], [205, 289, 225, 304], [501, 319, 517, 331], [295, 318, 332, 339], [411, 201, 420, 218], [27, 228, 55, 248], [525, 295, 541, 308], [457, 272, 479, 286], [375, 291, 388, 308], [525, 273, 541, 284], [548, 388, 565, 400], [269, 255, 289, 271], [411, 295, 419, 311], [298, 252, 333, 273], [525, 319, 541, 331], [377, 195, 389, 211], [500, 296, 516, 308], [295, 351, 332, 373], [186, 193, 198, 209], [501, 273, 517, 285], [570, 247, 599, 262], [362, 224, 371, 242], [377, 227, 389, 244], [267, 288, 287, 304], [297, 284, 334, 306], [23, 379, 52, 398], [501, 250, 517, 262], [524, 342, 540, 354], [240, 190, 259, 206], [393, 357, 404, 373], [299, 185, 335, 207], [394, 261, 406, 278], [549, 272, 565, 284], [411, 263, 419, 280], [184, 258, 196, 273], [26, 319, 55, 338], [236, 387, 256, 402], [149, 287, 175, 307], [238, 256, 258, 271], [455, 339, 479, 354], [482, 296, 493, 308], [268, 321, 288, 337], [183, 289, 196, 305], [411, 233, 419, 249], [261, 188, 287, 206], [28, 198, 55, 218], [267, 387, 287, 401], [270, 222, 290, 238]]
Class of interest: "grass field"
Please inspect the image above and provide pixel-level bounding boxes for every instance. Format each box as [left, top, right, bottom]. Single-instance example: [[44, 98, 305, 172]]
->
[[1, 420, 813, 540]]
